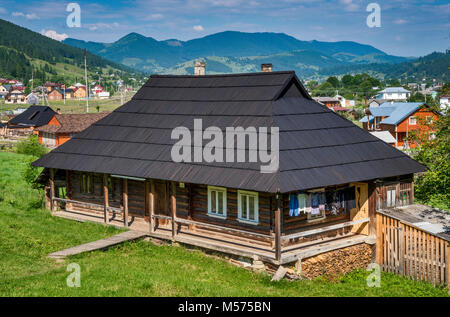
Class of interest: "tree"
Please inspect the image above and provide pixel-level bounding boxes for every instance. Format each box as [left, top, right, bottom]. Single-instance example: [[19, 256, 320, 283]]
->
[[411, 114, 449, 211]]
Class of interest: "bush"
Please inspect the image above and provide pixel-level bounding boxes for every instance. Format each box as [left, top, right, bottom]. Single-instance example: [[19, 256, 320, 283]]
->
[[15, 135, 48, 157]]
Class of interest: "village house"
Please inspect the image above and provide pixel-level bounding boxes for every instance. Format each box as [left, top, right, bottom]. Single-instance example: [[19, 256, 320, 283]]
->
[[44, 82, 64, 92], [360, 102, 440, 149], [5, 89, 26, 104], [33, 68, 426, 271], [35, 112, 110, 148], [6, 105, 56, 137], [73, 86, 87, 99], [0, 84, 10, 98], [376, 87, 410, 101], [368, 98, 388, 108], [48, 89, 63, 101], [26, 93, 40, 105], [312, 96, 340, 108]]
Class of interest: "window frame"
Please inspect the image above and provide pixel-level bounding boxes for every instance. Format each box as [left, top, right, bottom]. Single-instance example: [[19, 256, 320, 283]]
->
[[237, 190, 259, 225], [207, 186, 227, 219], [409, 116, 417, 125]]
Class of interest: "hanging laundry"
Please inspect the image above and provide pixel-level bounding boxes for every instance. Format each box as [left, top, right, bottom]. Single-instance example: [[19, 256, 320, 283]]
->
[[298, 194, 307, 214], [289, 194, 300, 217], [311, 193, 320, 215]]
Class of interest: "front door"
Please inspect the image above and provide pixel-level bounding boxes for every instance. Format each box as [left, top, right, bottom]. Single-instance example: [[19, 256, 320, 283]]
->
[[154, 181, 168, 216]]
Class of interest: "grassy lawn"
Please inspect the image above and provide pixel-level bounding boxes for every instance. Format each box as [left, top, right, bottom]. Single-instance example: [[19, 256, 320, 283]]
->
[[0, 151, 448, 297]]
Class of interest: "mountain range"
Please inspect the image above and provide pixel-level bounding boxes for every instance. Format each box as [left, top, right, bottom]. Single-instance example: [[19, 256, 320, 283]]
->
[[64, 31, 411, 78]]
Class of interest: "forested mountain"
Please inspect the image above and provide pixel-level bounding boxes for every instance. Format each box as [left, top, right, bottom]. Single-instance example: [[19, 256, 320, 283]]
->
[[0, 19, 138, 84], [64, 31, 409, 76], [320, 52, 450, 82]]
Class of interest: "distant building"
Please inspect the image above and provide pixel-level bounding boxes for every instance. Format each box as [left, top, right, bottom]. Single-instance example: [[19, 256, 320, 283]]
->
[[368, 99, 388, 108], [313, 96, 340, 108], [369, 131, 396, 146], [5, 89, 26, 104], [97, 91, 110, 99], [439, 96, 449, 110], [360, 102, 440, 149], [376, 87, 410, 101], [6, 106, 56, 137], [35, 112, 110, 148], [48, 89, 63, 101], [26, 93, 40, 105], [73, 86, 87, 99]]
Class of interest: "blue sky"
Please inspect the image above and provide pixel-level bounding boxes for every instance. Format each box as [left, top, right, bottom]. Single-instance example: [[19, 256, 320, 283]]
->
[[0, 0, 448, 57]]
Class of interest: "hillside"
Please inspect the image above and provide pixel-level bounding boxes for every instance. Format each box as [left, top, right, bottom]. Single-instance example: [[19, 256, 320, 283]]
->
[[64, 31, 409, 77], [320, 51, 450, 82], [0, 19, 139, 84]]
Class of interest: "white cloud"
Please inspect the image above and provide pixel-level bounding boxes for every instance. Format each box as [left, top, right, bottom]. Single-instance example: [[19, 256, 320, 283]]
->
[[144, 13, 164, 21], [41, 29, 69, 41], [12, 11, 39, 20], [87, 22, 120, 31], [193, 25, 204, 31], [339, 0, 359, 12], [394, 19, 407, 25]]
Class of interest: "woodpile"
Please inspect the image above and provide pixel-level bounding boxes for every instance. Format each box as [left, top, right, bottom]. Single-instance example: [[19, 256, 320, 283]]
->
[[301, 243, 373, 280]]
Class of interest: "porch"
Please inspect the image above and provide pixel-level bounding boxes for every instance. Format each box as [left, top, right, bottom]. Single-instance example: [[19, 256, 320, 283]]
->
[[51, 196, 373, 265], [47, 169, 375, 265]]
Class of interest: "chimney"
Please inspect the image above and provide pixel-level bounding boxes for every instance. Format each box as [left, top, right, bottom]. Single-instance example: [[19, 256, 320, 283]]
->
[[261, 63, 273, 72], [194, 61, 206, 76]]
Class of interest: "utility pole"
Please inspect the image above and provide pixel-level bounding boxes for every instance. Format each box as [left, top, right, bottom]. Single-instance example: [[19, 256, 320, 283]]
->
[[84, 49, 89, 113]]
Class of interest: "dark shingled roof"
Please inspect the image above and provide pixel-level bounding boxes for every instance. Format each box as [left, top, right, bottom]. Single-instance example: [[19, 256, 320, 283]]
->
[[8, 106, 56, 127], [33, 71, 426, 193]]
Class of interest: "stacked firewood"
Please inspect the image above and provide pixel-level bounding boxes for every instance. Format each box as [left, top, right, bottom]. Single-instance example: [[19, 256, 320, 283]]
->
[[301, 244, 373, 280]]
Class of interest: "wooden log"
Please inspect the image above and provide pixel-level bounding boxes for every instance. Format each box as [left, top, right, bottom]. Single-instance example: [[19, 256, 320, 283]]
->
[[171, 181, 176, 239], [274, 195, 281, 262], [103, 174, 109, 224], [123, 178, 128, 227], [49, 168, 55, 212], [271, 266, 287, 281], [149, 180, 155, 233]]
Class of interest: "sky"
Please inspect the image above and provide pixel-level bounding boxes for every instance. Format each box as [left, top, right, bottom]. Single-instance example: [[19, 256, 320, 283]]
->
[[0, 0, 448, 57]]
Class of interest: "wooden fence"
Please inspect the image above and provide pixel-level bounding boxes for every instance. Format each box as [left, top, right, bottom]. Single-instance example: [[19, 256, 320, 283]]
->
[[376, 212, 449, 287]]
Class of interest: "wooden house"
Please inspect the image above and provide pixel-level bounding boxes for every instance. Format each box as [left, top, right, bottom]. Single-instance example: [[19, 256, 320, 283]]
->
[[360, 102, 440, 149], [73, 87, 87, 99], [7, 105, 56, 137], [48, 89, 63, 101], [313, 97, 341, 109], [5, 89, 26, 104], [33, 71, 426, 269], [35, 113, 110, 148]]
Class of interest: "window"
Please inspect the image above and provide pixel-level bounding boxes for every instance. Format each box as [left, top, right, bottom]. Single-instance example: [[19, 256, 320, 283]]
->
[[386, 186, 396, 207], [207, 186, 227, 218], [409, 116, 417, 125], [42, 132, 55, 146], [237, 190, 259, 224], [426, 116, 433, 124], [81, 173, 94, 194]]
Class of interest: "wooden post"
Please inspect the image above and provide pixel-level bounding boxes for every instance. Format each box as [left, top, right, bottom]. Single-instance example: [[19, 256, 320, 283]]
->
[[103, 174, 109, 224], [274, 194, 282, 262], [123, 178, 128, 227], [149, 180, 155, 233], [376, 213, 383, 265], [49, 168, 55, 212], [171, 181, 176, 240], [66, 170, 72, 199]]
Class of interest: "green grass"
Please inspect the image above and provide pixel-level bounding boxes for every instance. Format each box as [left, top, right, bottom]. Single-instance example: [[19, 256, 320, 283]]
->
[[0, 152, 448, 297]]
